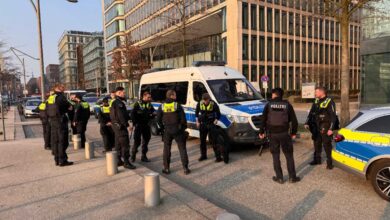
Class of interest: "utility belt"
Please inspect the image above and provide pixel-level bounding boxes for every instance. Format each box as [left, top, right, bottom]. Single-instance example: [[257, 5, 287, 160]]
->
[[113, 122, 127, 130]]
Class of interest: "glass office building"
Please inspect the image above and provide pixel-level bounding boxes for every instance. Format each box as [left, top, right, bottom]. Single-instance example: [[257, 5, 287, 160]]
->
[[103, 0, 361, 95]]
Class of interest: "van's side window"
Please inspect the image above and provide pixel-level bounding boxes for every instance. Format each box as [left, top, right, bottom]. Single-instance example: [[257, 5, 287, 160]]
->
[[193, 82, 208, 102], [141, 82, 189, 104], [356, 115, 390, 134]]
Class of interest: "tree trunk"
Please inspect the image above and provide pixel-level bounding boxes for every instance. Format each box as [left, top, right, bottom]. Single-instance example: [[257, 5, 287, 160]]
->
[[340, 17, 350, 127]]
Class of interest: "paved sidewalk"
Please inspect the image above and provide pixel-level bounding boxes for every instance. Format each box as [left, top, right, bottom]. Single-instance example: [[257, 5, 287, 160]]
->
[[0, 138, 225, 220], [0, 107, 16, 141]]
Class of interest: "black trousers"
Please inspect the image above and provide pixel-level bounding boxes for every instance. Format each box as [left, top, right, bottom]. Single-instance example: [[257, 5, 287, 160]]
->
[[163, 128, 189, 169], [42, 121, 51, 149], [76, 122, 87, 148], [199, 123, 221, 159], [132, 124, 151, 156], [313, 131, 333, 166], [113, 126, 130, 163], [269, 132, 297, 179], [50, 117, 69, 164], [100, 125, 115, 152]]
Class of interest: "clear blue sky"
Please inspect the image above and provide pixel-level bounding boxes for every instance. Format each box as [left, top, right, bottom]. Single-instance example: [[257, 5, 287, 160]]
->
[[0, 0, 102, 83]]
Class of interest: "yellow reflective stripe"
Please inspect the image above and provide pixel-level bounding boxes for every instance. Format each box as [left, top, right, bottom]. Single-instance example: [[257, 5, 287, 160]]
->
[[47, 95, 56, 104], [163, 102, 176, 112], [320, 98, 331, 108], [101, 106, 110, 113], [81, 102, 89, 109], [109, 99, 114, 107], [339, 128, 390, 146], [38, 103, 46, 110], [332, 150, 366, 172], [200, 101, 213, 111]]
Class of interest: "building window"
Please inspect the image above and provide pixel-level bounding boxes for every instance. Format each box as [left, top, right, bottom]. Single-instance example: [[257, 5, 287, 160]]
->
[[275, 9, 280, 33], [282, 12, 287, 34], [295, 14, 300, 36], [302, 16, 306, 37], [267, 37, 273, 61], [251, 35, 257, 60], [243, 64, 249, 79], [275, 38, 280, 61], [267, 8, 273, 32], [288, 67, 294, 90], [251, 65, 258, 82], [242, 2, 249, 29], [314, 43, 318, 64], [295, 41, 300, 63], [222, 37, 227, 62], [302, 42, 306, 63], [267, 65, 273, 87], [259, 6, 265, 31], [282, 67, 287, 89], [308, 17, 312, 38], [289, 40, 293, 62], [243, 34, 249, 60], [222, 7, 227, 32], [260, 36, 265, 61], [275, 67, 280, 87], [308, 42, 312, 63], [282, 39, 287, 62], [251, 4, 257, 30], [288, 12, 294, 35]]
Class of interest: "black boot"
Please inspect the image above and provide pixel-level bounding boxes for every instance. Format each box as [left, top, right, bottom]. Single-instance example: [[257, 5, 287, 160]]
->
[[59, 161, 74, 167], [309, 160, 321, 166], [124, 162, 136, 170], [162, 168, 171, 174], [141, 155, 151, 162], [215, 157, 223, 163], [289, 176, 301, 183], [130, 154, 136, 163], [198, 156, 207, 162], [117, 159, 124, 167], [184, 167, 191, 175]]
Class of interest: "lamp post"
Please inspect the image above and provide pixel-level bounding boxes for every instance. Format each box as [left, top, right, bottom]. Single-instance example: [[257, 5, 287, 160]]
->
[[28, 0, 78, 100], [10, 47, 39, 97]]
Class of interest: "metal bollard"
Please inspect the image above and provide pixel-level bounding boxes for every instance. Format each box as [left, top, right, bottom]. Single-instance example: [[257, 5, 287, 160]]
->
[[72, 134, 81, 150], [85, 142, 94, 159], [106, 151, 118, 176], [216, 213, 241, 220], [144, 172, 160, 207]]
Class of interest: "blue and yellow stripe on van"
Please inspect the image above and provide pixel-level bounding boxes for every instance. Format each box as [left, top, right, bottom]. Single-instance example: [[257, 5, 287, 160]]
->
[[333, 128, 390, 173]]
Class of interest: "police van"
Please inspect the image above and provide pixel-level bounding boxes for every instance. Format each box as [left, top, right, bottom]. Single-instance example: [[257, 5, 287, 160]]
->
[[139, 61, 267, 147]]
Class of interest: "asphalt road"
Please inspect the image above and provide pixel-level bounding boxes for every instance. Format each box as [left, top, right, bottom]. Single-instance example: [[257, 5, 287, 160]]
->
[[24, 113, 390, 220]]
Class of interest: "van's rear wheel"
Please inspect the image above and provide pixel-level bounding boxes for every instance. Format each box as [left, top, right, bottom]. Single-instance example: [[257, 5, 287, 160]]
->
[[369, 160, 390, 201]]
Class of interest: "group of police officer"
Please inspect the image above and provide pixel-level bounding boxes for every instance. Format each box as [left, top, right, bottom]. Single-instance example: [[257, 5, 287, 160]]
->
[[36, 83, 337, 182]]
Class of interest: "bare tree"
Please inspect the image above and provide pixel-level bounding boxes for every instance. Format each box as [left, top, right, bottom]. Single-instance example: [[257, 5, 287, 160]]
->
[[110, 34, 150, 98], [321, 0, 384, 126]]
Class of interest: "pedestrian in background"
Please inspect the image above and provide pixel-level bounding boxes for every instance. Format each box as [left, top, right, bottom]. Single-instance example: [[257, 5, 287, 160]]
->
[[130, 91, 155, 163], [305, 87, 337, 170], [98, 97, 114, 153], [157, 90, 190, 175], [110, 87, 136, 170], [259, 88, 300, 184]]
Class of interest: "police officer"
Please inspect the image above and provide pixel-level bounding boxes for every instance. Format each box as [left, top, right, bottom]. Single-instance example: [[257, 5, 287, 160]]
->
[[157, 90, 190, 175], [130, 91, 155, 163], [72, 94, 90, 149], [305, 87, 337, 169], [195, 93, 225, 163], [98, 98, 115, 153], [110, 87, 136, 170], [36, 92, 52, 150], [259, 88, 300, 184], [68, 94, 77, 135], [46, 84, 73, 166], [109, 90, 116, 106]]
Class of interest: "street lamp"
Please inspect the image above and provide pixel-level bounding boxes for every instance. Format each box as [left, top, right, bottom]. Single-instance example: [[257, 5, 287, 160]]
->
[[28, 0, 78, 100], [10, 47, 39, 97]]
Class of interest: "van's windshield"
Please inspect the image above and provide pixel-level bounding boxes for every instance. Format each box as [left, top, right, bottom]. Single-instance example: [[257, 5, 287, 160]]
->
[[207, 79, 262, 104]]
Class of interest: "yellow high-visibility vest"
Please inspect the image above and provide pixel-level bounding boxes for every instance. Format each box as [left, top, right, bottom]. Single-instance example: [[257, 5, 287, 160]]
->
[[200, 101, 214, 111], [38, 103, 46, 110], [81, 102, 90, 109], [162, 102, 177, 113], [47, 95, 57, 104], [101, 106, 110, 113]]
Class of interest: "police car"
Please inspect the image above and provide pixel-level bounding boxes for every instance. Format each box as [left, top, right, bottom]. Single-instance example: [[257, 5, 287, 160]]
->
[[139, 61, 267, 149], [332, 107, 390, 201]]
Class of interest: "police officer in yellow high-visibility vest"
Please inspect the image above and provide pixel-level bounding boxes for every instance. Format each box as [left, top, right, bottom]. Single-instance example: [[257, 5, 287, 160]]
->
[[36, 95, 51, 150], [98, 97, 115, 152], [305, 86, 338, 170], [157, 90, 190, 175], [72, 94, 90, 149]]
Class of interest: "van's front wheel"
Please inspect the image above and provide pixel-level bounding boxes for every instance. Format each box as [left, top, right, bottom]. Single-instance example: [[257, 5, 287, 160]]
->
[[370, 160, 390, 202]]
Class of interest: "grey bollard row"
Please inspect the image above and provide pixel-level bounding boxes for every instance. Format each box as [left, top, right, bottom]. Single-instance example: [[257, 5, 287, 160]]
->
[[106, 151, 118, 176], [85, 142, 94, 159], [144, 172, 160, 207], [216, 213, 241, 220], [72, 134, 81, 150]]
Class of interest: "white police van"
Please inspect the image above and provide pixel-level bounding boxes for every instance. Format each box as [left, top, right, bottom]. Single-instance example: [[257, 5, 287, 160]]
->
[[139, 61, 267, 146]]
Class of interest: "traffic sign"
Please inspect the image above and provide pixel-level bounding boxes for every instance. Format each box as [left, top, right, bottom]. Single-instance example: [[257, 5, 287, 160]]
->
[[261, 75, 269, 82], [262, 81, 268, 89]]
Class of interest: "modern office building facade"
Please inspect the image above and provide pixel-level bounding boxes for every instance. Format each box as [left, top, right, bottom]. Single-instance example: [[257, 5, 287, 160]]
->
[[58, 31, 102, 90], [103, 0, 361, 95], [360, 2, 390, 106], [45, 64, 60, 89], [83, 34, 106, 93]]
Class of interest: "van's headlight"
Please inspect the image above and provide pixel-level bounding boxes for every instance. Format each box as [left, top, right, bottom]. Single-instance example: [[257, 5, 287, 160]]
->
[[227, 115, 249, 123]]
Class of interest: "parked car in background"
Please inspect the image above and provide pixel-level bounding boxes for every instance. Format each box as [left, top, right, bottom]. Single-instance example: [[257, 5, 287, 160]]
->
[[23, 99, 41, 118], [333, 107, 390, 201], [83, 92, 98, 98], [64, 90, 87, 100]]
